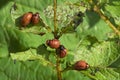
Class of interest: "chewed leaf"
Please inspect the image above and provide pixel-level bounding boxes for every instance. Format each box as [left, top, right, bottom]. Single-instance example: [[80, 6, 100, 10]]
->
[[0, 0, 120, 80], [73, 38, 120, 66]]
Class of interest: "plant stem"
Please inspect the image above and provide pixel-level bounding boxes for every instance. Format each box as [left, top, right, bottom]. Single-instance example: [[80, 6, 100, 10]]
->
[[93, 5, 120, 36], [56, 56, 62, 80], [53, 0, 62, 80], [54, 0, 57, 38]]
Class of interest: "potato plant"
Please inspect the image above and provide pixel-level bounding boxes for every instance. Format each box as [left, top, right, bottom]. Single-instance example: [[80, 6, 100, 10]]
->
[[0, 0, 120, 80]]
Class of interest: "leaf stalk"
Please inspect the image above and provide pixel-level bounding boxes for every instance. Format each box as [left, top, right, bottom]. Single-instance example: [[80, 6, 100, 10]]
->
[[93, 5, 120, 36]]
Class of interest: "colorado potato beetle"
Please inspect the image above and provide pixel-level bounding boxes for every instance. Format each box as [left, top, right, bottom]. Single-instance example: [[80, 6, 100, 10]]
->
[[56, 45, 67, 58], [31, 12, 40, 25], [74, 60, 89, 70], [21, 12, 33, 27], [46, 39, 60, 49]]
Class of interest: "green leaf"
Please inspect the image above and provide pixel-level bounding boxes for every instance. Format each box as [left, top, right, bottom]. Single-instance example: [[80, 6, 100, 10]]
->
[[0, 27, 9, 57], [76, 10, 112, 41], [63, 70, 91, 80], [60, 33, 80, 51], [73, 38, 120, 66], [94, 68, 119, 80], [0, 0, 54, 55], [105, 3, 120, 17], [71, 37, 120, 79], [7, 28, 41, 52], [104, 1, 120, 25], [0, 58, 57, 80], [10, 48, 53, 66]]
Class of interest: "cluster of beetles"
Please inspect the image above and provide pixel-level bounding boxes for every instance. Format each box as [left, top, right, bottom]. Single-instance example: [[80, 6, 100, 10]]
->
[[20, 12, 89, 71], [21, 12, 40, 27]]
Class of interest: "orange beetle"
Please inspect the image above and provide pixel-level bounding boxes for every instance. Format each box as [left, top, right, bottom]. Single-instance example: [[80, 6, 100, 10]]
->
[[56, 45, 67, 58], [46, 39, 60, 49], [31, 12, 40, 25], [21, 12, 33, 27], [74, 60, 89, 70]]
